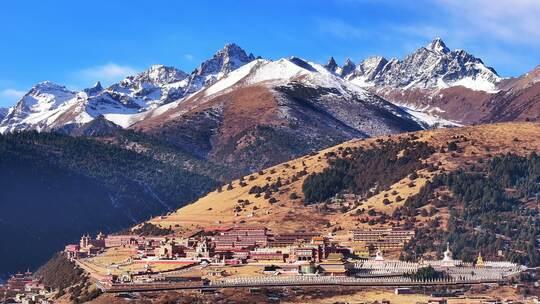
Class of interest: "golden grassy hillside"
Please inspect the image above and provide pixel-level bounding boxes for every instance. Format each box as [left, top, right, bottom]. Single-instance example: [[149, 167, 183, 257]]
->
[[149, 122, 540, 237]]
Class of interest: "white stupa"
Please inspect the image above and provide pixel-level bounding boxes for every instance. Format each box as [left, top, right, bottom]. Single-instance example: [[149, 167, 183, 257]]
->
[[441, 242, 456, 267], [374, 249, 385, 261]]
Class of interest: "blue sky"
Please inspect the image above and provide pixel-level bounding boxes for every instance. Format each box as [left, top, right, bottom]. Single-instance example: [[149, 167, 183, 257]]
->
[[1, 0, 540, 107]]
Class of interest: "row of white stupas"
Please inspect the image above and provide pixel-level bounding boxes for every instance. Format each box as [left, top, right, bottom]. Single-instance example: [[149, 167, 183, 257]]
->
[[369, 243, 518, 269]]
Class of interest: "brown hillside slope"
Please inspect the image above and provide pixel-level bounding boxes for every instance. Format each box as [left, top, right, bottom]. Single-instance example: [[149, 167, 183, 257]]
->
[[150, 122, 540, 236], [130, 58, 423, 174], [373, 65, 540, 125]]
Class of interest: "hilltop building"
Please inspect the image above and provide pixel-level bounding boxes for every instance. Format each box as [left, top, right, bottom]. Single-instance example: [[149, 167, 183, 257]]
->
[[65, 233, 106, 259]]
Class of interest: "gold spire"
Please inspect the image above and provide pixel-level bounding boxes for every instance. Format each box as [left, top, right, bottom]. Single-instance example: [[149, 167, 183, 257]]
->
[[476, 252, 484, 267]]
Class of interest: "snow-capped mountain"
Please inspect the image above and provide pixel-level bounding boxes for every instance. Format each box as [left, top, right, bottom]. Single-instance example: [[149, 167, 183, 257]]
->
[[0, 44, 256, 134], [185, 43, 256, 93], [2, 38, 539, 134], [0, 81, 85, 133], [335, 38, 501, 93], [136, 55, 427, 136], [106, 64, 189, 110], [130, 56, 425, 171], [318, 38, 518, 124], [0, 80, 146, 133]]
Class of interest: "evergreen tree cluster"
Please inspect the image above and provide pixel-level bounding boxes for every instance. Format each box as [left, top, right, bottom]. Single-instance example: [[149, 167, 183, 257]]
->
[[405, 266, 446, 281], [0, 131, 219, 276], [403, 153, 540, 266], [302, 138, 434, 204], [130, 223, 173, 236]]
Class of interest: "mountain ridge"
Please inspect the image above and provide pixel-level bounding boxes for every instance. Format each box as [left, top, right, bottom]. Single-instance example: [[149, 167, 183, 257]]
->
[[2, 38, 527, 134], [0, 43, 256, 133], [330, 38, 501, 92]]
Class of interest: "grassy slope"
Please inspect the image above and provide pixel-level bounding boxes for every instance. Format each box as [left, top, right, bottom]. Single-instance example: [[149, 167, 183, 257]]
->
[[150, 122, 540, 236]]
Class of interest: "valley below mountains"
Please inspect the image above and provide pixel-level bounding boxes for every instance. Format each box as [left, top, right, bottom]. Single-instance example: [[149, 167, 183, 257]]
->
[[2, 38, 540, 279]]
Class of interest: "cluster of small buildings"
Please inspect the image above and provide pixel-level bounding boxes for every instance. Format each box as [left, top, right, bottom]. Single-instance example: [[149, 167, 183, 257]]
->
[[209, 227, 330, 266], [0, 271, 51, 304], [132, 226, 346, 275], [64, 232, 106, 259], [64, 232, 166, 260]]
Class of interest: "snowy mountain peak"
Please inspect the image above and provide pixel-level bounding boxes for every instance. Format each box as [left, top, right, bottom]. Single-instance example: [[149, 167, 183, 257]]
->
[[22, 81, 78, 105], [287, 57, 317, 72], [425, 38, 450, 54], [195, 43, 256, 77], [31, 81, 70, 93], [124, 64, 188, 86], [361, 56, 388, 72], [345, 38, 501, 92], [180, 43, 257, 95], [0, 80, 81, 133]]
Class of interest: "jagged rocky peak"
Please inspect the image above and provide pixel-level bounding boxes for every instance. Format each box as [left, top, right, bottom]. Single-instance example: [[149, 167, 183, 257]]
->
[[195, 43, 256, 77], [425, 37, 450, 54], [344, 56, 389, 82], [325, 57, 358, 77], [93, 81, 103, 90], [341, 58, 356, 76], [324, 56, 339, 73], [83, 81, 104, 96]]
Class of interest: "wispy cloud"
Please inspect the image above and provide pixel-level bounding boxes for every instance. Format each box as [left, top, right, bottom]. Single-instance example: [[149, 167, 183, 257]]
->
[[0, 88, 25, 107], [1, 88, 25, 99], [436, 0, 540, 46], [317, 1, 540, 76], [392, 24, 447, 41], [75, 63, 138, 87], [317, 19, 366, 40], [184, 54, 195, 61]]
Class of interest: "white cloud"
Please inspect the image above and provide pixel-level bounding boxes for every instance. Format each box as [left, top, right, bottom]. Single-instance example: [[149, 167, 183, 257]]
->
[[75, 63, 138, 86], [317, 19, 366, 40], [392, 24, 447, 41], [1, 88, 25, 99], [436, 0, 540, 46], [0, 88, 25, 107]]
